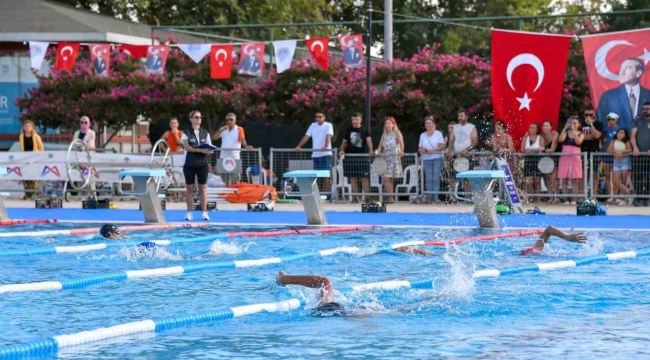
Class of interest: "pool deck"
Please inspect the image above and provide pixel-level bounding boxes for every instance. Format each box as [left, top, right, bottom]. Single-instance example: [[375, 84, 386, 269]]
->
[[3, 198, 650, 231]]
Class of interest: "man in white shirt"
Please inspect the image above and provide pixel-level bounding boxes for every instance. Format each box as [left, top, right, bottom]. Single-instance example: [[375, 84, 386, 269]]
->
[[446, 109, 478, 196], [295, 111, 334, 195], [213, 113, 252, 186]]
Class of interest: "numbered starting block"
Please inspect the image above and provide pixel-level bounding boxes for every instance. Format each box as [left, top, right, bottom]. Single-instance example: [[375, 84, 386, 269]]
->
[[247, 202, 275, 212]]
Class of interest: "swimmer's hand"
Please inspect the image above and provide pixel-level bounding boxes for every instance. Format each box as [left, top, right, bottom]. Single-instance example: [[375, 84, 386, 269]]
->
[[564, 232, 587, 243], [276, 271, 287, 286]]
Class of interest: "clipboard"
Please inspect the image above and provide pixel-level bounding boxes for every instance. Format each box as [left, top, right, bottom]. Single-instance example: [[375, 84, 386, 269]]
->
[[197, 143, 218, 150]]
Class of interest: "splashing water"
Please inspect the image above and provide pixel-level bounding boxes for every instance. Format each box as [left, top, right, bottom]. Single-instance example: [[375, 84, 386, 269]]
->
[[209, 240, 255, 255], [116, 245, 183, 262]]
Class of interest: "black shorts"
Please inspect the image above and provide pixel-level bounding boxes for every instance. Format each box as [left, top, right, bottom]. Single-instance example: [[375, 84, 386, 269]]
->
[[343, 156, 370, 178], [183, 164, 209, 185]]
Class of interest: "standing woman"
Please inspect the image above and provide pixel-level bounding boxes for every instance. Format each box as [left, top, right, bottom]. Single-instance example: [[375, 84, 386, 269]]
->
[[377, 117, 404, 203], [181, 110, 214, 221], [418, 116, 445, 204], [541, 120, 561, 203], [521, 123, 546, 204], [557, 116, 585, 204], [19, 120, 44, 199], [159, 117, 184, 153]]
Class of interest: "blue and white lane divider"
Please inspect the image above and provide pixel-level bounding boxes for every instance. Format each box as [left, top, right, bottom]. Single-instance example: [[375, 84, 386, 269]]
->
[[0, 246, 362, 294], [2, 249, 650, 359], [0, 234, 229, 258], [0, 299, 305, 359]]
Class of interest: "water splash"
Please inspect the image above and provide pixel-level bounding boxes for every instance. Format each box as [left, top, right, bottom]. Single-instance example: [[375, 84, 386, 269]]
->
[[115, 245, 183, 262], [209, 240, 255, 255]]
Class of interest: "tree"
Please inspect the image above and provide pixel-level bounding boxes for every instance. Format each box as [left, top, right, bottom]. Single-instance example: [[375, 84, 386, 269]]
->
[[604, 0, 650, 32]]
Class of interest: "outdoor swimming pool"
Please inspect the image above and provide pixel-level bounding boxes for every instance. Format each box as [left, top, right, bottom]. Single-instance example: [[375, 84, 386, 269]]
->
[[1, 223, 650, 358]]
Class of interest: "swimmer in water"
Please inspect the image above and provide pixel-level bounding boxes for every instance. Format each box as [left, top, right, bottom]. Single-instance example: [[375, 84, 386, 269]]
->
[[100, 223, 157, 255], [99, 224, 125, 240], [276, 271, 346, 316], [520, 226, 587, 255]]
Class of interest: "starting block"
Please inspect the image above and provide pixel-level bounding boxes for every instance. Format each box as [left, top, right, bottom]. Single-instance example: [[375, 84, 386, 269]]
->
[[283, 170, 330, 225], [119, 169, 167, 223], [455, 170, 505, 229]]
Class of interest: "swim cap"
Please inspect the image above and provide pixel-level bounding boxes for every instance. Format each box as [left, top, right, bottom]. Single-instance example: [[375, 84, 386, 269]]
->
[[520, 247, 542, 256], [138, 241, 156, 249], [99, 224, 120, 238], [310, 302, 346, 317]]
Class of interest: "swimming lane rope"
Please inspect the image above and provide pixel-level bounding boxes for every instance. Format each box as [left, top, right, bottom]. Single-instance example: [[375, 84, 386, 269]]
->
[[0, 223, 209, 238], [0, 226, 373, 258], [3, 248, 650, 359]]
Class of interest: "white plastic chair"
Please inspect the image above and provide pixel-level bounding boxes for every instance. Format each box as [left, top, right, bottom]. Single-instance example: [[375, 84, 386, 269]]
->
[[367, 171, 383, 201], [335, 162, 352, 202], [395, 164, 418, 195]]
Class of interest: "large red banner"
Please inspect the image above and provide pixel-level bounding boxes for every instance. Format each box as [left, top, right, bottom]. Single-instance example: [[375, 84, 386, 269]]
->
[[582, 28, 650, 130], [491, 30, 571, 149]]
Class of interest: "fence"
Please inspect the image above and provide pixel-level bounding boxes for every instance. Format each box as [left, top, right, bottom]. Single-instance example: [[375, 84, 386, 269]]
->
[[207, 148, 264, 187], [590, 152, 650, 206]]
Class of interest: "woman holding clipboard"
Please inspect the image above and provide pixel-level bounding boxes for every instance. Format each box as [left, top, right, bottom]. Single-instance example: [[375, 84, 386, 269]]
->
[[181, 110, 216, 221]]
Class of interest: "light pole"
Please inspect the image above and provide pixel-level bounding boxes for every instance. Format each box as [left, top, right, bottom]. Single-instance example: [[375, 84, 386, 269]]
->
[[353, 0, 372, 132]]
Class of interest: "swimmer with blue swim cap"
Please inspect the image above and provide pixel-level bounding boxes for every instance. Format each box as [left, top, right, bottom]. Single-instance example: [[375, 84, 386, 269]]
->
[[276, 271, 345, 316], [520, 226, 587, 255]]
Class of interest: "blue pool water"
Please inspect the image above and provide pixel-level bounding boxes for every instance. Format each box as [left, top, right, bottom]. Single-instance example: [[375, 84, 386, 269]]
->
[[1, 224, 650, 358]]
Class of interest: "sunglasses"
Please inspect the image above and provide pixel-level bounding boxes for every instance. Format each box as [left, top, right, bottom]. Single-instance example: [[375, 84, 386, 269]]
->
[[584, 113, 594, 117], [607, 117, 618, 121]]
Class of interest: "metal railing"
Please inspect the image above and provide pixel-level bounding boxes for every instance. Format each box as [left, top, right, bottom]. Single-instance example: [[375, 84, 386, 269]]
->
[[590, 152, 650, 206]]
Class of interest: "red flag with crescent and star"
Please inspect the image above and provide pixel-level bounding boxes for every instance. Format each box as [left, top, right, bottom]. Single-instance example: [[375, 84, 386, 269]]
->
[[306, 38, 329, 71], [210, 44, 233, 80], [491, 30, 571, 149], [582, 28, 650, 130], [338, 34, 364, 69], [118, 45, 148, 59], [54, 42, 80, 71], [237, 42, 265, 77]]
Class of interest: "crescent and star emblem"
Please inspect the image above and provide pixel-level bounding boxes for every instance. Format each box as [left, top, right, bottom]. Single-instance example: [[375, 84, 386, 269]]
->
[[311, 40, 324, 54], [506, 53, 545, 111], [215, 49, 228, 67], [594, 40, 650, 81], [60, 46, 73, 61], [91, 45, 102, 57]]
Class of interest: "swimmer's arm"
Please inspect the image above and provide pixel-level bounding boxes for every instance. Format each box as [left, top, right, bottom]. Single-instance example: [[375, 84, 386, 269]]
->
[[276, 272, 334, 306], [393, 246, 434, 256], [533, 226, 587, 249]]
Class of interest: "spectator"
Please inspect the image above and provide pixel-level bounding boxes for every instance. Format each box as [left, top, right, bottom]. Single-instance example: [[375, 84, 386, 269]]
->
[[295, 111, 334, 196], [601, 112, 622, 204], [74, 116, 96, 151], [485, 121, 514, 158], [521, 123, 546, 204], [447, 109, 478, 194], [377, 116, 404, 203], [444, 121, 456, 203], [19, 120, 43, 200], [339, 112, 373, 203], [159, 117, 184, 153], [630, 101, 650, 206], [558, 116, 585, 204], [181, 110, 214, 221], [607, 128, 632, 206], [213, 113, 252, 186], [541, 120, 560, 203], [580, 108, 603, 198], [74, 116, 97, 198], [418, 116, 445, 204]]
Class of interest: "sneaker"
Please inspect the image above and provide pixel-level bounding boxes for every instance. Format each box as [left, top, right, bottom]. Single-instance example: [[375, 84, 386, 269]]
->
[[202, 211, 210, 221], [185, 212, 193, 221], [617, 199, 627, 206], [570, 201, 577, 205]]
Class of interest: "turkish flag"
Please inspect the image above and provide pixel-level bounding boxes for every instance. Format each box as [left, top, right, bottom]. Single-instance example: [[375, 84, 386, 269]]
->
[[118, 45, 148, 59], [582, 28, 650, 130], [210, 44, 233, 79], [491, 30, 571, 149], [54, 42, 80, 71], [306, 38, 329, 71]]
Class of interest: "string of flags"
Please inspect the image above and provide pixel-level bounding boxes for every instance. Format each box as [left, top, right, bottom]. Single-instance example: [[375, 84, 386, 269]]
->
[[27, 34, 365, 79]]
